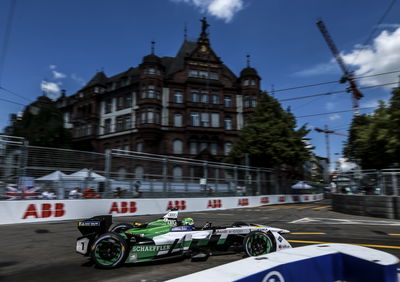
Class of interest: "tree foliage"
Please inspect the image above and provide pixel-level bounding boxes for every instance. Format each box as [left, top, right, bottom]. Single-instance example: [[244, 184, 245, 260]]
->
[[6, 96, 72, 148], [343, 87, 400, 169], [226, 92, 311, 169]]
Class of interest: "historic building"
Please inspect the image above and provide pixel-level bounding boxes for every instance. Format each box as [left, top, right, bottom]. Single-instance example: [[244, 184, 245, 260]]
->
[[57, 18, 262, 161]]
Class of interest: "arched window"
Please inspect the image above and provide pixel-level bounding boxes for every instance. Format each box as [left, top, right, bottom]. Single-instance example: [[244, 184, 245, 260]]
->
[[173, 166, 183, 180], [136, 142, 143, 152], [117, 167, 126, 180], [173, 139, 183, 154], [224, 142, 233, 156], [135, 166, 144, 179], [174, 113, 183, 127]]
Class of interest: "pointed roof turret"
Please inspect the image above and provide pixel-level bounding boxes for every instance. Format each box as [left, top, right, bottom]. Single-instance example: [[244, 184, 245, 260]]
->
[[85, 71, 108, 88]]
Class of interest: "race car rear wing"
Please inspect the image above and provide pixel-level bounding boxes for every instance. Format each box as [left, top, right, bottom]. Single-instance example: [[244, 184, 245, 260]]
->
[[77, 215, 112, 236]]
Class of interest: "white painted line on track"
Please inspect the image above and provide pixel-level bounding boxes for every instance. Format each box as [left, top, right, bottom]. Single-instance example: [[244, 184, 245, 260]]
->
[[290, 217, 400, 226]]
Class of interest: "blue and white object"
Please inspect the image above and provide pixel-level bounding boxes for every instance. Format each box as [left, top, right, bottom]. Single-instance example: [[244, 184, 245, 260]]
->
[[168, 244, 399, 282]]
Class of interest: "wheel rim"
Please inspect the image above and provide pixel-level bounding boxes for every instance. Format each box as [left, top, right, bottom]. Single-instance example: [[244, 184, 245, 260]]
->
[[246, 233, 272, 256], [94, 237, 123, 266]]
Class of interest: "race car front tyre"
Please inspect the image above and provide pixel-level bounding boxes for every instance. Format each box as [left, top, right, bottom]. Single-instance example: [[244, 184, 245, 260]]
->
[[110, 223, 134, 234], [91, 232, 128, 269], [243, 231, 275, 257]]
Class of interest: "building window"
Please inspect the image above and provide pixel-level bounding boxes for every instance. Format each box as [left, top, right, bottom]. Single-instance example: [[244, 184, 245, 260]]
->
[[173, 139, 183, 154], [136, 142, 143, 152], [174, 113, 183, 127], [200, 142, 207, 152], [117, 167, 126, 180], [224, 117, 232, 130], [142, 85, 160, 99], [174, 91, 183, 103], [141, 109, 160, 124], [135, 166, 144, 179], [224, 96, 232, 107], [211, 93, 219, 104], [116, 115, 130, 131], [210, 143, 218, 155], [188, 70, 218, 80], [190, 142, 197, 155], [173, 166, 183, 180], [200, 113, 209, 127], [144, 67, 160, 75], [191, 112, 200, 126], [105, 99, 112, 113], [104, 143, 110, 154], [104, 119, 111, 134], [211, 113, 220, 128], [224, 142, 233, 156], [201, 93, 208, 103], [191, 90, 199, 102]]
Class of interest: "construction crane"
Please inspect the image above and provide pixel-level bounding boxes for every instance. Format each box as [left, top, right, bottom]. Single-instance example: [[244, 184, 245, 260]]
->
[[316, 19, 364, 115], [314, 125, 349, 165]]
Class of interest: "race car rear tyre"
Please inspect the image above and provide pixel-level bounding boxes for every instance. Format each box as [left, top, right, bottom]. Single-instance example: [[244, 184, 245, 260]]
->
[[110, 223, 134, 234], [243, 231, 275, 257], [91, 232, 128, 269]]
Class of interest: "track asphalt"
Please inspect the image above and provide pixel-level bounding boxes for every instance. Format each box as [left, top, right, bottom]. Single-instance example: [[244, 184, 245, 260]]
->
[[1, 199, 399, 281]]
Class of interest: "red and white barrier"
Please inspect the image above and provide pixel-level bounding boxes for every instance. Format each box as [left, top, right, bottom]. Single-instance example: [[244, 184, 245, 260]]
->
[[0, 193, 323, 225]]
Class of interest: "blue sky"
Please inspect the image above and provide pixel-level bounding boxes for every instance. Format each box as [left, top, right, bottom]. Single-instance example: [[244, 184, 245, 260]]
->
[[0, 0, 399, 169]]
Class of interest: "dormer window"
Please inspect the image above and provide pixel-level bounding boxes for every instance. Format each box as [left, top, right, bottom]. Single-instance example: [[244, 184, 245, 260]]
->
[[145, 67, 160, 75], [188, 69, 218, 80], [243, 79, 256, 86]]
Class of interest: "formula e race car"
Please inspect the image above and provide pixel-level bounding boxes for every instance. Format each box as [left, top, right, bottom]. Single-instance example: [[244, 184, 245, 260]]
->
[[76, 210, 292, 269]]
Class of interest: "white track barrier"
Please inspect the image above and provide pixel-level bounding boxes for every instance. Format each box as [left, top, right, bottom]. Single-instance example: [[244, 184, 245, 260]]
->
[[168, 243, 399, 282], [0, 193, 323, 225]]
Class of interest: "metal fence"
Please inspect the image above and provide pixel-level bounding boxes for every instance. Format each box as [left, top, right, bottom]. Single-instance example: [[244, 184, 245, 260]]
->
[[332, 169, 400, 196], [1, 135, 318, 199]]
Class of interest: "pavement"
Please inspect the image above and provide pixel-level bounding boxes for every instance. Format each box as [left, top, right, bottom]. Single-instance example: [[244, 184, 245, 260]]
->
[[1, 199, 399, 281]]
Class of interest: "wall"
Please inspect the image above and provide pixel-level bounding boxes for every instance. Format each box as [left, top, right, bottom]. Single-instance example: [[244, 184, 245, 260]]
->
[[0, 193, 323, 225], [332, 193, 399, 219]]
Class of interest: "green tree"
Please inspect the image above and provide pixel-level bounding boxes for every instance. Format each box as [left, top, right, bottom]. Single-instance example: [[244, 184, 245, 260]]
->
[[226, 92, 310, 171], [343, 87, 400, 169], [8, 96, 72, 148]]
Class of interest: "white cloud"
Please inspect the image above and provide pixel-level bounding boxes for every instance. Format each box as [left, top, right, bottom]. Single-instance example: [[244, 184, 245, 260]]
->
[[52, 70, 66, 79], [329, 113, 341, 121], [40, 80, 61, 99], [71, 73, 86, 86], [342, 27, 400, 90], [293, 60, 340, 77], [172, 0, 244, 23], [336, 157, 357, 172], [49, 64, 57, 70]]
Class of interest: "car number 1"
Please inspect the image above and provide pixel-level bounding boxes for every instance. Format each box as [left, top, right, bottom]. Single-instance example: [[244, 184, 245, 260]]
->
[[76, 237, 90, 255]]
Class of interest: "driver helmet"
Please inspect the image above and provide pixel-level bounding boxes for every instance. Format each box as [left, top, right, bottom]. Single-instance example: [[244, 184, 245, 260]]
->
[[182, 217, 194, 226]]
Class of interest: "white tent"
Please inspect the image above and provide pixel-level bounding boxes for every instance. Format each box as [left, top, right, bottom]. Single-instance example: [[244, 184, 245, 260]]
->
[[36, 170, 67, 181], [291, 181, 312, 189], [65, 168, 106, 182]]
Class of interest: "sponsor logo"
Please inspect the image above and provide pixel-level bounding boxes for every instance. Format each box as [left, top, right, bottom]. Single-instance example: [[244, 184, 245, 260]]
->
[[131, 245, 170, 252], [278, 196, 286, 203], [78, 221, 101, 227], [109, 201, 137, 214], [263, 271, 285, 282], [304, 196, 309, 201], [238, 198, 249, 206], [171, 226, 192, 231], [260, 197, 269, 204], [166, 200, 186, 210], [278, 236, 283, 242], [22, 203, 65, 219], [292, 195, 300, 202], [207, 199, 222, 208]]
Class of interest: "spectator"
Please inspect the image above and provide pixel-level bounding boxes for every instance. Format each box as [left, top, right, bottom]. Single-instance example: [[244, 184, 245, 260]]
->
[[114, 187, 124, 198], [69, 187, 83, 199], [42, 189, 56, 199], [133, 181, 142, 197]]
